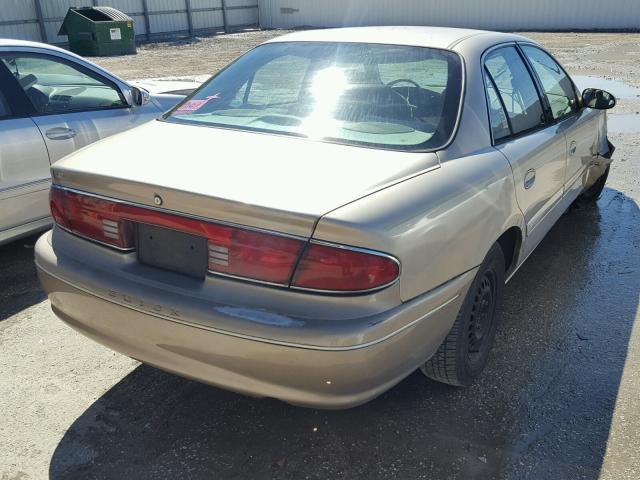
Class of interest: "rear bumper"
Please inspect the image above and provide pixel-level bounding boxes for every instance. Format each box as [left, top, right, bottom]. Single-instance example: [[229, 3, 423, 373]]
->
[[36, 229, 474, 409]]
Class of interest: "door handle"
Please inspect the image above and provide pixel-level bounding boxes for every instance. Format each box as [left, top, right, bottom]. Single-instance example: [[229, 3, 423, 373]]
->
[[45, 127, 77, 140], [524, 169, 536, 190]]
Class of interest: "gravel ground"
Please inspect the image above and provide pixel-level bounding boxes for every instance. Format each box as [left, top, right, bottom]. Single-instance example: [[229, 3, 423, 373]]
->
[[1, 31, 640, 480], [87, 29, 290, 80]]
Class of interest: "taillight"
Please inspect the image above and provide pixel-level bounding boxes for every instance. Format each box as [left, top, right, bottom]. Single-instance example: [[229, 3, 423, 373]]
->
[[205, 227, 303, 284], [291, 243, 400, 292], [49, 187, 134, 249], [50, 187, 400, 292], [50, 186, 304, 284]]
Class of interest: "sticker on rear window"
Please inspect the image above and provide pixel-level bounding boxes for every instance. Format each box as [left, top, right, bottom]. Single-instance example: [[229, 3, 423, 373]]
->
[[174, 94, 221, 114]]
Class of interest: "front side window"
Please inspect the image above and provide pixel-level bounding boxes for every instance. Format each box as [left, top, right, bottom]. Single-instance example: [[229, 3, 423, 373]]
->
[[484, 47, 545, 137], [165, 42, 463, 151], [521, 45, 579, 121], [0, 54, 126, 114]]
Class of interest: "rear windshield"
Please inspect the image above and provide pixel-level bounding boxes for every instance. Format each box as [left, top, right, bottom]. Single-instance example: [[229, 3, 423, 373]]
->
[[163, 42, 463, 151]]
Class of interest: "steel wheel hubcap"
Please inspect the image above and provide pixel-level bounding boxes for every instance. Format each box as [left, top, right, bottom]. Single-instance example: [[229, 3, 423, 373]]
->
[[467, 273, 496, 366]]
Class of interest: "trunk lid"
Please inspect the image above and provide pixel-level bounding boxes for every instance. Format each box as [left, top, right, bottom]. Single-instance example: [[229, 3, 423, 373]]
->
[[52, 120, 439, 237]]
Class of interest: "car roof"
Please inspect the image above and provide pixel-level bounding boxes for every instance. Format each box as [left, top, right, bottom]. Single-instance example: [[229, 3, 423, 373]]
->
[[0, 38, 98, 65], [0, 38, 71, 52], [264, 26, 531, 50]]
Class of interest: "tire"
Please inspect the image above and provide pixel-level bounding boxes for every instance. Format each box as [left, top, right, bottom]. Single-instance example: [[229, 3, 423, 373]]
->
[[575, 166, 609, 206], [421, 243, 505, 386]]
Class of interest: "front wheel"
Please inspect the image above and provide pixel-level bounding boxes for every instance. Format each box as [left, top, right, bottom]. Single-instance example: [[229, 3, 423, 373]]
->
[[421, 243, 505, 386], [575, 166, 609, 206]]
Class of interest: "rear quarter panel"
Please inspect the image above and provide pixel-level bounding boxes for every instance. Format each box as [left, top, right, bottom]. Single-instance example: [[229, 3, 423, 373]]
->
[[313, 147, 524, 301]]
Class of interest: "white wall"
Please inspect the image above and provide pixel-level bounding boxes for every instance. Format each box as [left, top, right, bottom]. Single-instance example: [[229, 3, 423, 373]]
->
[[258, 0, 640, 31]]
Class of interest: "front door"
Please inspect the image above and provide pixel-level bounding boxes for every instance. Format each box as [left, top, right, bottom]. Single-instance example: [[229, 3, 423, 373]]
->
[[0, 52, 157, 163], [0, 70, 51, 239]]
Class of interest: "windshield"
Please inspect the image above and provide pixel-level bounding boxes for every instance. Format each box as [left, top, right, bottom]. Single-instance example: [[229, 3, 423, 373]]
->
[[164, 42, 463, 151]]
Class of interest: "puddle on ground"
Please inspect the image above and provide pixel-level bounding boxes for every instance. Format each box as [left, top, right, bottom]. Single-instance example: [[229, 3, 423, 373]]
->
[[608, 113, 640, 134], [572, 76, 640, 99]]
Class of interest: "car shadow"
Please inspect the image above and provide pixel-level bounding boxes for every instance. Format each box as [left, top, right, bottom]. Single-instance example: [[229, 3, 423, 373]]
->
[[49, 188, 639, 480], [0, 233, 47, 321]]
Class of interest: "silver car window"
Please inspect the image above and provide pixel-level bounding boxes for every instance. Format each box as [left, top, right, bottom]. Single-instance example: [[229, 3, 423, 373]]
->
[[1, 54, 126, 114], [484, 47, 545, 136], [521, 45, 579, 121], [164, 42, 463, 151]]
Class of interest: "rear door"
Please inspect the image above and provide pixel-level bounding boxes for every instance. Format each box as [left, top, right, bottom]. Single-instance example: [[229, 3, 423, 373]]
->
[[0, 62, 51, 237], [483, 45, 566, 245], [519, 44, 602, 201], [0, 50, 160, 163]]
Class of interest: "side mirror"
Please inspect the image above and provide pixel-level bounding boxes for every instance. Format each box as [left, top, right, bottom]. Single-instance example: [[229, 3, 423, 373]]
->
[[131, 86, 150, 106], [582, 88, 616, 110]]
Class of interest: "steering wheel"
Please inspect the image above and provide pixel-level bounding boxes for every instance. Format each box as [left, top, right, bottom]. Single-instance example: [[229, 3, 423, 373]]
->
[[386, 79, 421, 118], [386, 78, 421, 89]]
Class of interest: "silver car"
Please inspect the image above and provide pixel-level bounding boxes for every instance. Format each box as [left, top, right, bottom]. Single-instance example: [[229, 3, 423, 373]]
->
[[35, 27, 615, 409], [0, 39, 197, 245]]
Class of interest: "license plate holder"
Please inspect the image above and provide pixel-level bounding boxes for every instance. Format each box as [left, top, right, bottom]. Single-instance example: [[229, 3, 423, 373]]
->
[[137, 223, 207, 279]]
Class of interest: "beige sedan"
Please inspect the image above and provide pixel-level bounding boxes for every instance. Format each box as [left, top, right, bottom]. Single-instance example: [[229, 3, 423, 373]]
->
[[35, 27, 615, 408]]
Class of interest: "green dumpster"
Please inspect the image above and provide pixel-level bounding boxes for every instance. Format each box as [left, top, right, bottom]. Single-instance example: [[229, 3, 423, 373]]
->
[[58, 6, 136, 56]]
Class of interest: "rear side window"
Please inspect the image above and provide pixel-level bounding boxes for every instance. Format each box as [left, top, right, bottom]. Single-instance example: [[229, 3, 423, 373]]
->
[[484, 74, 510, 141], [521, 45, 579, 121], [484, 47, 545, 138]]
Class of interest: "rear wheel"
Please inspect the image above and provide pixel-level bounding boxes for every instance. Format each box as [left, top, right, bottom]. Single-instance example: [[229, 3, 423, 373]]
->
[[421, 243, 505, 386]]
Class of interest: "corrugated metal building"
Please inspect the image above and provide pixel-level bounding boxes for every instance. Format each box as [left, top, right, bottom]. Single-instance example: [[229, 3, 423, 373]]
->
[[0, 0, 259, 45], [258, 0, 640, 31]]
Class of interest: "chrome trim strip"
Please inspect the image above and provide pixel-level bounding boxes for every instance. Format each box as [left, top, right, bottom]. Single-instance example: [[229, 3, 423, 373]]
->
[[37, 259, 459, 352], [206, 269, 290, 287], [0, 216, 52, 244], [0, 178, 50, 194], [102, 219, 118, 228]]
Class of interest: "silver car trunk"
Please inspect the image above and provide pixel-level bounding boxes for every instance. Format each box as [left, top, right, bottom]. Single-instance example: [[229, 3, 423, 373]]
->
[[51, 120, 440, 237]]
